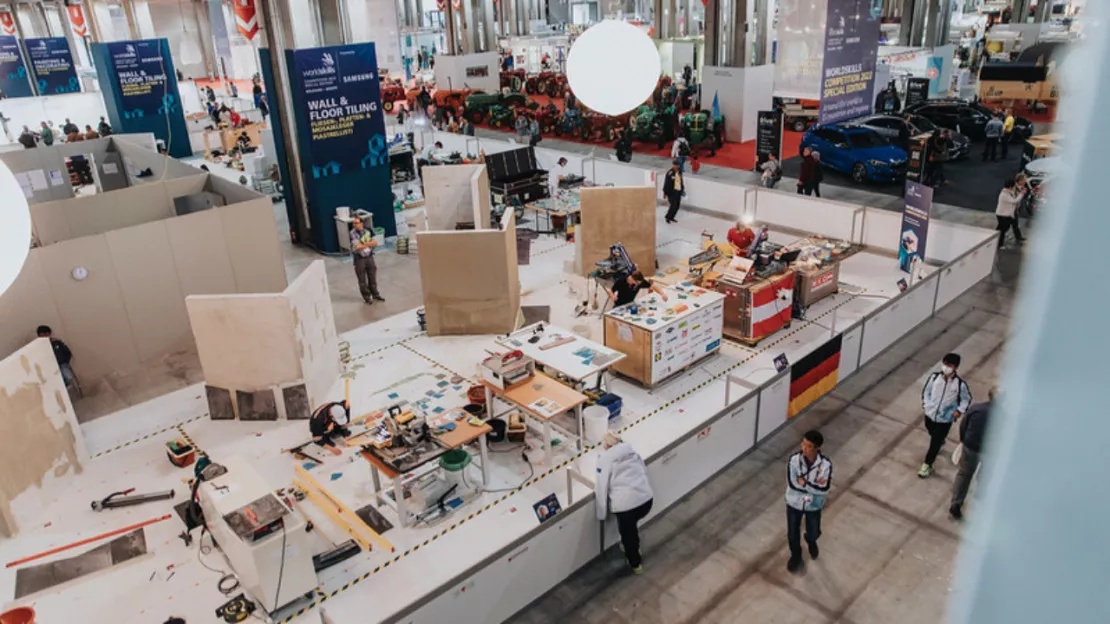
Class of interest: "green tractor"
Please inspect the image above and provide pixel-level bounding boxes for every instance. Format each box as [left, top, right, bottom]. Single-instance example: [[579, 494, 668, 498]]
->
[[487, 104, 518, 129], [464, 91, 531, 124], [680, 109, 725, 156], [628, 104, 677, 150]]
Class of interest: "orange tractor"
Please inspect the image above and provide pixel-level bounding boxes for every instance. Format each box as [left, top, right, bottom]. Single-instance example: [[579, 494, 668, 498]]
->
[[525, 71, 568, 97], [500, 68, 526, 91], [380, 82, 407, 112]]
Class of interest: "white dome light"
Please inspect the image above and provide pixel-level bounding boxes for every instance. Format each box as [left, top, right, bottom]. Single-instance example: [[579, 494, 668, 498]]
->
[[567, 20, 661, 116], [0, 160, 31, 299]]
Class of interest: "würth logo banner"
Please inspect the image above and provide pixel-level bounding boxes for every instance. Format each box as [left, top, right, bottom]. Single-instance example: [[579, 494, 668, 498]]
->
[[66, 6, 88, 37], [234, 0, 258, 41]]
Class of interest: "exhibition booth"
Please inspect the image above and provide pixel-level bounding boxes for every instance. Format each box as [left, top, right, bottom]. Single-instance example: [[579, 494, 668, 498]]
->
[[0, 128, 999, 623]]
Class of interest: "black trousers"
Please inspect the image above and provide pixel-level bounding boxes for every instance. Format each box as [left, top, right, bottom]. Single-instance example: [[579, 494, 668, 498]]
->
[[924, 415, 953, 466], [982, 137, 999, 161], [353, 254, 380, 301], [665, 194, 681, 221], [786, 505, 822, 560], [996, 215, 1023, 247], [1000, 132, 1011, 158], [615, 499, 653, 567]]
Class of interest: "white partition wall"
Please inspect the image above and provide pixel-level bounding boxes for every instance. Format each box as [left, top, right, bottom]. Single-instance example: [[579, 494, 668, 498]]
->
[[680, 176, 753, 218], [586, 158, 658, 187], [756, 372, 791, 441], [701, 65, 747, 143], [753, 188, 861, 242], [935, 240, 997, 311], [859, 273, 940, 365]]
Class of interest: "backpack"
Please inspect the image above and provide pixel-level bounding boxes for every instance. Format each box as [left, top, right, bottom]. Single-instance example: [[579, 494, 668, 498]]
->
[[678, 140, 690, 156]]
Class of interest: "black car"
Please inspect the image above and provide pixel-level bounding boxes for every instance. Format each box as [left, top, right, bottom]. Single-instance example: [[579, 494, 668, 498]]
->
[[854, 113, 971, 160], [904, 99, 1034, 142]]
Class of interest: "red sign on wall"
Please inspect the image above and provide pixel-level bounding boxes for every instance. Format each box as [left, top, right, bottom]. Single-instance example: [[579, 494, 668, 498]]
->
[[0, 11, 17, 36], [66, 6, 88, 37], [234, 0, 258, 41]]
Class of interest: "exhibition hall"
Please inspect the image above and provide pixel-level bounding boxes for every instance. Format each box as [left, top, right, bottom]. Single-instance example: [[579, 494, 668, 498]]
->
[[0, 0, 1093, 623]]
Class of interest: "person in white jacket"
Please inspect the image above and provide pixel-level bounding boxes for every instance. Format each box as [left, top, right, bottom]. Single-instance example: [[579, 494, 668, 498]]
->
[[596, 431, 654, 573], [919, 352, 972, 478], [785, 430, 832, 573], [995, 178, 1025, 249]]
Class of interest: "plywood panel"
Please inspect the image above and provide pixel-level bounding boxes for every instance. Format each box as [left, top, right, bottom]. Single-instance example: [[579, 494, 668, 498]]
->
[[109, 184, 173, 231], [423, 164, 487, 231], [0, 339, 84, 537], [105, 221, 191, 362], [417, 216, 519, 335], [186, 294, 301, 390], [30, 199, 73, 246], [165, 174, 209, 199], [62, 192, 117, 240], [0, 253, 64, 361], [36, 235, 139, 379], [166, 209, 237, 296], [219, 199, 288, 293], [604, 316, 650, 384], [578, 187, 657, 277], [285, 261, 341, 406]]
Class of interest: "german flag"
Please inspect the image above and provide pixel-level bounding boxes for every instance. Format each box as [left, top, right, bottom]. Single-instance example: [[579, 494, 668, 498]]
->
[[788, 335, 842, 418]]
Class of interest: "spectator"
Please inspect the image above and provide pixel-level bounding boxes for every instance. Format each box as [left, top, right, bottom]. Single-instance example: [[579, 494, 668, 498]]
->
[[797, 146, 817, 195], [19, 125, 37, 148], [36, 325, 76, 389], [596, 431, 654, 574], [515, 113, 529, 142], [83, 125, 99, 140], [760, 153, 782, 188], [1000, 107, 1015, 159], [252, 80, 263, 107], [39, 121, 54, 146], [810, 151, 824, 197], [62, 117, 79, 136], [950, 388, 994, 520], [928, 130, 951, 187], [258, 95, 269, 120], [98, 116, 112, 136], [349, 216, 384, 305], [982, 114, 1004, 161], [671, 136, 691, 172], [785, 430, 832, 573], [919, 353, 972, 478], [529, 116, 541, 146], [995, 177, 1025, 249], [229, 108, 242, 127], [663, 160, 685, 223]]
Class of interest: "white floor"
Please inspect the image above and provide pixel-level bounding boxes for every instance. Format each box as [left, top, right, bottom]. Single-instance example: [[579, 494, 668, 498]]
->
[[0, 207, 925, 624]]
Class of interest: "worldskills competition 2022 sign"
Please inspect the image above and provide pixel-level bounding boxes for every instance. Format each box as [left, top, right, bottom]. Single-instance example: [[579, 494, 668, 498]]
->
[[818, 0, 883, 125], [26, 37, 79, 94], [0, 35, 32, 98], [105, 40, 179, 119], [292, 43, 388, 179]]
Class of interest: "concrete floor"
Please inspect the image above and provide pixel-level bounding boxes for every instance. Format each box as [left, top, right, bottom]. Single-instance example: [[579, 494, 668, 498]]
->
[[507, 250, 1021, 624]]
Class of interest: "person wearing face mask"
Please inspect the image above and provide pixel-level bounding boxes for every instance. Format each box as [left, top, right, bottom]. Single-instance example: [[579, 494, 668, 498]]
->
[[919, 353, 972, 478]]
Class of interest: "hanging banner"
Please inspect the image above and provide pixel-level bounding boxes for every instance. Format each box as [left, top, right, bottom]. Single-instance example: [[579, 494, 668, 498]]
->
[[899, 181, 932, 274], [818, 0, 882, 124], [26, 37, 80, 94], [290, 44, 387, 178], [0, 11, 16, 36], [774, 0, 826, 99], [233, 0, 258, 40], [755, 110, 783, 168], [67, 5, 88, 37], [0, 35, 32, 98], [208, 0, 233, 70], [105, 40, 177, 118]]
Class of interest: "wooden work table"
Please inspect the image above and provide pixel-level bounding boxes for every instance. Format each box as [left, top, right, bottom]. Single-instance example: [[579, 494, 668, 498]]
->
[[603, 283, 725, 386], [482, 371, 588, 463]]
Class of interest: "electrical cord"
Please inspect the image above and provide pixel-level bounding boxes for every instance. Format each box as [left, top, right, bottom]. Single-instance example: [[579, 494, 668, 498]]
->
[[196, 532, 241, 595]]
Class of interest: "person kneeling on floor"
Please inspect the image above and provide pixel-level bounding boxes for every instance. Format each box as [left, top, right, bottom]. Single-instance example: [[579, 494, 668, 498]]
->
[[597, 431, 654, 574], [311, 401, 352, 456]]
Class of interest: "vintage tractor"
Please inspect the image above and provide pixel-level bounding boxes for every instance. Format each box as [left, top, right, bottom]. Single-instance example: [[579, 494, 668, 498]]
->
[[680, 109, 726, 156], [434, 89, 475, 112], [526, 71, 568, 97], [500, 68, 526, 91], [487, 104, 518, 129], [628, 104, 677, 149], [533, 103, 561, 134], [580, 110, 628, 143], [380, 82, 407, 112], [464, 91, 530, 124], [553, 107, 588, 139]]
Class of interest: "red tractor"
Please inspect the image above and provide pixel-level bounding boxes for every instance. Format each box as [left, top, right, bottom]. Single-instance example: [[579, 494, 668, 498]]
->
[[500, 68, 526, 91], [380, 82, 407, 112], [580, 110, 628, 143], [526, 71, 569, 97], [533, 102, 561, 134]]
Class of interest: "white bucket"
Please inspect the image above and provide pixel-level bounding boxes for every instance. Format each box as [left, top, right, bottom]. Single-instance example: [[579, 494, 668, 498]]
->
[[336, 206, 351, 219], [583, 405, 610, 445]]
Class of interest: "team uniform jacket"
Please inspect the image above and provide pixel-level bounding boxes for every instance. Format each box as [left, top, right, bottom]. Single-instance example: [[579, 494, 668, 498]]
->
[[785, 451, 832, 511], [596, 442, 654, 521], [921, 372, 972, 424]]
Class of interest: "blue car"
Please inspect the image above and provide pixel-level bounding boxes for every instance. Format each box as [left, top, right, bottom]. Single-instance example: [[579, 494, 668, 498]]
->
[[800, 124, 908, 184]]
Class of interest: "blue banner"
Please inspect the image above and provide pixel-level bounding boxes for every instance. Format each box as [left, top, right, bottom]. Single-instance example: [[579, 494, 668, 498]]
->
[[290, 44, 387, 179], [899, 181, 933, 274], [105, 40, 179, 119], [818, 0, 882, 125], [0, 35, 32, 98], [26, 37, 79, 95]]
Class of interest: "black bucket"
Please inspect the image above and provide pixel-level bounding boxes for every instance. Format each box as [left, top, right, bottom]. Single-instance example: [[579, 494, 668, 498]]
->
[[487, 418, 507, 443], [464, 403, 485, 418]]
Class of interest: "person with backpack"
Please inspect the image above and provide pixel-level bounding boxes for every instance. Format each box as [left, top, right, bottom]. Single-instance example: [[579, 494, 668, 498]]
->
[[760, 153, 782, 188], [919, 353, 972, 478], [671, 136, 691, 172]]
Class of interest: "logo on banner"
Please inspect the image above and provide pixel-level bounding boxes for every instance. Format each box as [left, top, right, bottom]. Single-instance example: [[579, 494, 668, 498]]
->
[[451, 0, 462, 9], [0, 12, 16, 36], [437, 0, 446, 10], [234, 0, 258, 41], [926, 66, 939, 79], [66, 6, 87, 37]]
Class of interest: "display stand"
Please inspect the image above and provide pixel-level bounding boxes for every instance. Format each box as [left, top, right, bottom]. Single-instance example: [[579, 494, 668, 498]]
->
[[716, 271, 796, 345]]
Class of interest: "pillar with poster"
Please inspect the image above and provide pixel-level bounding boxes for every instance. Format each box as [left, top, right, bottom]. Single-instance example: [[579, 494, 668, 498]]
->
[[905, 77, 930, 109], [904, 133, 931, 184], [755, 109, 784, 169]]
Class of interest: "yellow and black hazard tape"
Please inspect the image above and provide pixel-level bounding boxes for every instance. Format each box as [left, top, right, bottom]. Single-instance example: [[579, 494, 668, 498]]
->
[[174, 422, 207, 459], [350, 332, 426, 362], [533, 241, 573, 256], [398, 342, 470, 381], [279, 290, 866, 622], [90, 413, 209, 459]]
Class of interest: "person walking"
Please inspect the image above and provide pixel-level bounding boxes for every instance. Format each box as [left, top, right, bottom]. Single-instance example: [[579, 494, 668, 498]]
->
[[810, 151, 824, 197], [982, 114, 1004, 162], [928, 130, 951, 187], [662, 160, 684, 223], [995, 178, 1025, 249], [1000, 108, 1015, 159], [18, 125, 37, 148], [797, 147, 817, 195], [349, 216, 384, 305], [36, 325, 77, 389], [785, 430, 832, 573], [39, 121, 54, 146], [919, 353, 972, 478], [596, 431, 654, 574], [950, 388, 994, 520], [760, 153, 782, 188], [671, 136, 690, 172]]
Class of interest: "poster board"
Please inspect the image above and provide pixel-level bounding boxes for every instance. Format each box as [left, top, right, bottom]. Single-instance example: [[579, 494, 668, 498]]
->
[[577, 186, 656, 277]]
